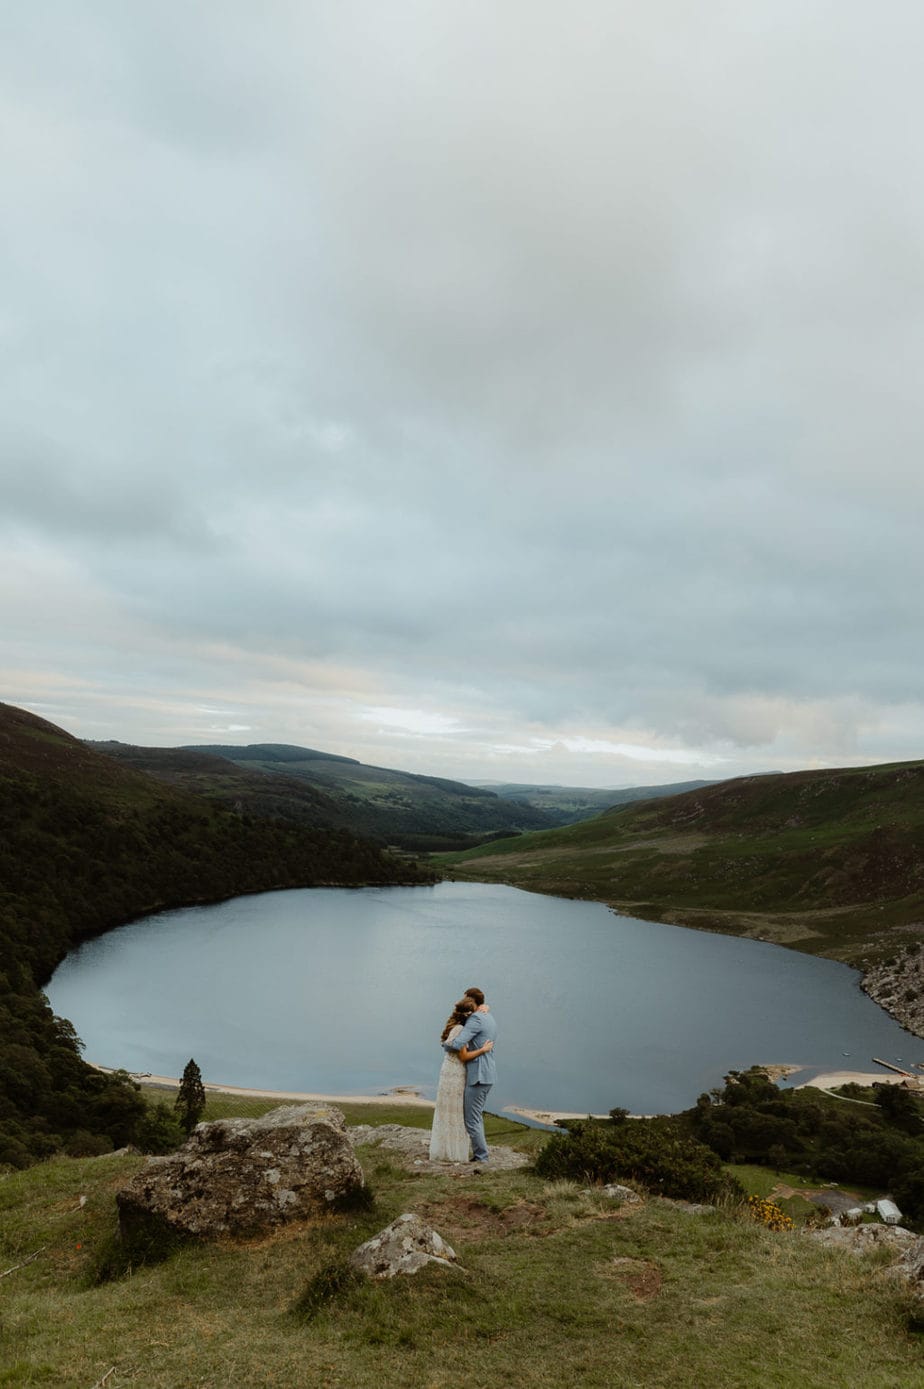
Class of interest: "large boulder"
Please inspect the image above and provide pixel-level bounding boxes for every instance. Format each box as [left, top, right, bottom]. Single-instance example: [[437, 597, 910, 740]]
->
[[117, 1103, 364, 1242], [349, 1213, 459, 1279]]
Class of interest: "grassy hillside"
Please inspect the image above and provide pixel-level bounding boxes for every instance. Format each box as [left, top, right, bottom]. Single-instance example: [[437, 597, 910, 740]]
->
[[89, 740, 558, 849], [441, 760, 924, 965], [0, 703, 430, 1165], [471, 777, 724, 824], [2, 1096, 922, 1388], [89, 742, 354, 832]]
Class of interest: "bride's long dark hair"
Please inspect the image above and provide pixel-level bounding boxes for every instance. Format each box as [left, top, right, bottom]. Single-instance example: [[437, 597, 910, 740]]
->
[[441, 997, 476, 1042]]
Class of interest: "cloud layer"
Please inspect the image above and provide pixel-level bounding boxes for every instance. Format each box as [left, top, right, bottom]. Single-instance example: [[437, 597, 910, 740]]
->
[[3, 3, 923, 785]]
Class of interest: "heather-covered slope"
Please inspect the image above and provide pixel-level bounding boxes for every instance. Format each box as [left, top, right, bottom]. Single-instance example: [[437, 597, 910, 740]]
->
[[442, 760, 924, 965]]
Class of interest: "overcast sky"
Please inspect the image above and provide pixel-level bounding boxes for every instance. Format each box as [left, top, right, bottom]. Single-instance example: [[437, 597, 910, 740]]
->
[[2, 3, 923, 788]]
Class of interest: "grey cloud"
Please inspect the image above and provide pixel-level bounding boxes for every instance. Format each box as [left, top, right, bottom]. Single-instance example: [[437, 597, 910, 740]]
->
[[2, 2, 924, 781]]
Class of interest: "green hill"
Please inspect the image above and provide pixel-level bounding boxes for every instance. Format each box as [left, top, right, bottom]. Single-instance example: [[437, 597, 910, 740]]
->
[[162, 740, 558, 848], [0, 702, 430, 1166], [88, 742, 352, 833], [441, 759, 924, 965]]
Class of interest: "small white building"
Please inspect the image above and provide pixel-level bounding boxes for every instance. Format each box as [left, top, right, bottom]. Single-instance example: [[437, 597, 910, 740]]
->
[[876, 1199, 903, 1225]]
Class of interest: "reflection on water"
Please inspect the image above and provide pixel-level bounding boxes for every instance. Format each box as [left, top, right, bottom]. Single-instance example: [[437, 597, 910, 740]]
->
[[45, 881, 921, 1115]]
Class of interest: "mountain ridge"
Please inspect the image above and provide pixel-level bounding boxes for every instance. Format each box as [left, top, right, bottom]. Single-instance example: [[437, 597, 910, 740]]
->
[[91, 739, 556, 849]]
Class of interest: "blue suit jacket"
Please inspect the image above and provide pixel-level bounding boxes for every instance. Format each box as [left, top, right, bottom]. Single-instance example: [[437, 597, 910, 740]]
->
[[443, 1010, 497, 1087]]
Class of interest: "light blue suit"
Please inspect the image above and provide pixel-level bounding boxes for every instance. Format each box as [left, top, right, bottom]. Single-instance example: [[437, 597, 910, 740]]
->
[[443, 1010, 497, 1162]]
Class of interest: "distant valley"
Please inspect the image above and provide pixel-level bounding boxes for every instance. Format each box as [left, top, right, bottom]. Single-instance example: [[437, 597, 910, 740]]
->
[[89, 739, 556, 850], [90, 741, 728, 847], [471, 777, 724, 824]]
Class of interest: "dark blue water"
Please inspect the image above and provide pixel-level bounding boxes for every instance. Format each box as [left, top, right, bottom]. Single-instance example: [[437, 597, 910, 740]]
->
[[45, 881, 921, 1116]]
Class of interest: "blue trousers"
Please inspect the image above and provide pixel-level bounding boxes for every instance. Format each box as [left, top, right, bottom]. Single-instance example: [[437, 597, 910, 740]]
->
[[463, 1083, 492, 1162]]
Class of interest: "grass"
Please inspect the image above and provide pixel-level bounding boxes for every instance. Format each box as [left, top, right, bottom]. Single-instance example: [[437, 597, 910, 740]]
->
[[2, 1099, 924, 1387], [727, 1163, 824, 1197]]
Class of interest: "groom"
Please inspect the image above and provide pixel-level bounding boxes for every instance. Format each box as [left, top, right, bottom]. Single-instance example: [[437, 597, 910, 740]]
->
[[442, 986, 497, 1164]]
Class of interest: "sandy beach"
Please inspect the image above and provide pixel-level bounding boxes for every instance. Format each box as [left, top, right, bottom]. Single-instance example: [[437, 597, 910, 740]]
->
[[507, 1106, 611, 1124], [91, 1065, 435, 1109], [798, 1069, 911, 1091]]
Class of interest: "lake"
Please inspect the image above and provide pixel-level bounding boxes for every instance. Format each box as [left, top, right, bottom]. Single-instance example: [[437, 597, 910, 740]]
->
[[45, 881, 922, 1116]]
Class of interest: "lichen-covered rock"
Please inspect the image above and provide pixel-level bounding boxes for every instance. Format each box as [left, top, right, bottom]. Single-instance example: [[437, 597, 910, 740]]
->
[[117, 1103, 364, 1242], [807, 1223, 917, 1254], [349, 1213, 459, 1279], [601, 1184, 642, 1204], [807, 1222, 924, 1295], [895, 1238, 924, 1287]]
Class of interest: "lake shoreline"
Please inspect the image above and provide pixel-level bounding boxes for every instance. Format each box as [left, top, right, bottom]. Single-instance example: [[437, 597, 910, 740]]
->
[[62, 882, 920, 1120], [95, 1061, 912, 1128], [91, 1064, 435, 1109]]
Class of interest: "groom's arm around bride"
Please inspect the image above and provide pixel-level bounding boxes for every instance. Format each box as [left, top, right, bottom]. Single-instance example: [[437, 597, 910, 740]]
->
[[443, 1002, 497, 1163]]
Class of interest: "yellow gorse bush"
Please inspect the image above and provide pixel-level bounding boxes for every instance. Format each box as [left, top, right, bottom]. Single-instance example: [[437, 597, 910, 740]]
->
[[747, 1194, 795, 1232]]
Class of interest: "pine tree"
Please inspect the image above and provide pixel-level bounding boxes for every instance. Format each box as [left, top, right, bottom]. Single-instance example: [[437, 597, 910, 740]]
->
[[175, 1057, 206, 1135]]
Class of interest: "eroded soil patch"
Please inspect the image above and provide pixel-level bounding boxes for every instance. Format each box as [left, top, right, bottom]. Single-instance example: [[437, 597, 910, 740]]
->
[[597, 1256, 663, 1302], [414, 1195, 548, 1240]]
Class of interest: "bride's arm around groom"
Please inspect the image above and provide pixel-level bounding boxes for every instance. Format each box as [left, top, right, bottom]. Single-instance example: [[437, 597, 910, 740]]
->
[[443, 1001, 497, 1163]]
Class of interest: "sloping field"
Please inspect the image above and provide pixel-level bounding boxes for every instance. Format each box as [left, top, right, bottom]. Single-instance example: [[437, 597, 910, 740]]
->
[[3, 1101, 923, 1389], [441, 761, 924, 964]]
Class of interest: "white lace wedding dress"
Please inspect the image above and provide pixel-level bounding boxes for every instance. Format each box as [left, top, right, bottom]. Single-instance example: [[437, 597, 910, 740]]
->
[[428, 1024, 471, 1162]]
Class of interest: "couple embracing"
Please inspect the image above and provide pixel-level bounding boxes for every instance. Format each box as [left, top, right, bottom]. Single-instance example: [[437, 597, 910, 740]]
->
[[428, 986, 497, 1165]]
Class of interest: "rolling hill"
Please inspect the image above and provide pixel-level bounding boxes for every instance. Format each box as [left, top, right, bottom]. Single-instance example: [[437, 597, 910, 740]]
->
[[158, 741, 557, 847], [470, 777, 725, 823], [441, 759, 924, 966], [88, 742, 350, 832]]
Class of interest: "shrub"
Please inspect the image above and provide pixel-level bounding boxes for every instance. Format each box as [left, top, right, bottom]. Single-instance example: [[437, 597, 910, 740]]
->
[[64, 1130, 113, 1158], [746, 1195, 794, 1232], [534, 1118, 740, 1204], [135, 1102, 185, 1154]]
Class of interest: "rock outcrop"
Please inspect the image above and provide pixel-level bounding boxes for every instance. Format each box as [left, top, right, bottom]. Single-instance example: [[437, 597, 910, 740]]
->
[[808, 1223, 917, 1255], [602, 1184, 642, 1203], [349, 1213, 459, 1279], [807, 1222, 924, 1295], [863, 941, 924, 1038], [117, 1103, 364, 1242]]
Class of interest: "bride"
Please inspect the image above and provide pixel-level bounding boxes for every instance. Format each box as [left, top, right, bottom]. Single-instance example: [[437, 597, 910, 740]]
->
[[429, 996, 494, 1163]]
